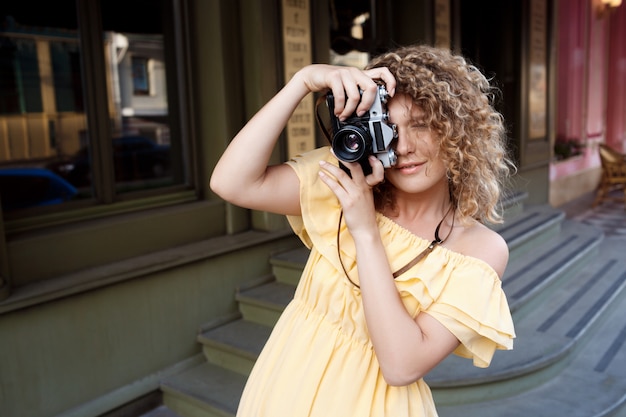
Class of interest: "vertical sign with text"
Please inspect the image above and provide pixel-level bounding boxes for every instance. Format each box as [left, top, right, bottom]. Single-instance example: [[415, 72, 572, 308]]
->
[[282, 0, 316, 158], [434, 0, 451, 49], [529, 0, 547, 140]]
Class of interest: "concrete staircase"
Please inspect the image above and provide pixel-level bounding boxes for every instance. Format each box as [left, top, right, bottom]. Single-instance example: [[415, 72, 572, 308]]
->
[[160, 203, 626, 417]]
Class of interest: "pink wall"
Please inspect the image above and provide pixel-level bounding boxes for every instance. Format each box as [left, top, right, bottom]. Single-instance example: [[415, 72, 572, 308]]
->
[[586, 8, 609, 141], [552, 0, 625, 181], [606, 5, 626, 152], [556, 0, 588, 144]]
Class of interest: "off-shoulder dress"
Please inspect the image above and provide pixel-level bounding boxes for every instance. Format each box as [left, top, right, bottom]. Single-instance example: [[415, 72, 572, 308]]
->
[[235, 147, 515, 417]]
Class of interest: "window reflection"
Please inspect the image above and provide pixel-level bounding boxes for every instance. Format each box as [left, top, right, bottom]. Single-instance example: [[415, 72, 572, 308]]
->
[[0, 0, 187, 214], [0, 168, 77, 211], [0, 1, 89, 212], [101, 0, 181, 194]]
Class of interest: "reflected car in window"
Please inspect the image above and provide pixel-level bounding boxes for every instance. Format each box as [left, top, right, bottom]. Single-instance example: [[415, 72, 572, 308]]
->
[[0, 168, 78, 211], [47, 135, 172, 187]]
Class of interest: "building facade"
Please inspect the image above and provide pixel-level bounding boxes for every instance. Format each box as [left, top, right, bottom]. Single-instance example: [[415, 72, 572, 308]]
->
[[0, 0, 623, 416], [551, 0, 626, 205]]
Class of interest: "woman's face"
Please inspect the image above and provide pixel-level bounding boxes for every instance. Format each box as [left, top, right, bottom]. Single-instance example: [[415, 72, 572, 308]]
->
[[384, 94, 448, 197]]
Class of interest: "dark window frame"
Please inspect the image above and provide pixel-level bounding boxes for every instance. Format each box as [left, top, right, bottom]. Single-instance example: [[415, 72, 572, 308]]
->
[[0, 0, 219, 296], [1, 0, 198, 230]]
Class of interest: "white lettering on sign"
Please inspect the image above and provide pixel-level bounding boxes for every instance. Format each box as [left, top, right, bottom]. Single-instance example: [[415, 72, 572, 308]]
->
[[282, 0, 315, 158]]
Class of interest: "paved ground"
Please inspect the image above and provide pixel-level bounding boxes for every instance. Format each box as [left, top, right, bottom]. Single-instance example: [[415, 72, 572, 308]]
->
[[560, 192, 626, 416], [433, 191, 626, 417], [561, 191, 626, 239]]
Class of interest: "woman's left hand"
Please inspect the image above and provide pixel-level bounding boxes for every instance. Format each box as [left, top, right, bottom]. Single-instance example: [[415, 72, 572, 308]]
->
[[318, 156, 385, 237]]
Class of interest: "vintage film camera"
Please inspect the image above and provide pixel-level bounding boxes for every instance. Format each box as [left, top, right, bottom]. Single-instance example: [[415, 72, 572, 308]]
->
[[326, 85, 398, 175]]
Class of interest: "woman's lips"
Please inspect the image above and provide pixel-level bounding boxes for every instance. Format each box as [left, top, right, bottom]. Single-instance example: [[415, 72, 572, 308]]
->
[[394, 161, 424, 174]]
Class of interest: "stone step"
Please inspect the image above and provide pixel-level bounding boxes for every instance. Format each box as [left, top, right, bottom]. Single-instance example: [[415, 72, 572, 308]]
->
[[499, 190, 528, 220], [435, 268, 626, 417], [162, 204, 621, 417], [139, 405, 183, 417], [503, 219, 604, 317], [426, 237, 626, 403], [494, 204, 566, 259], [161, 362, 244, 417], [269, 246, 309, 286], [198, 320, 269, 376], [236, 280, 295, 327]]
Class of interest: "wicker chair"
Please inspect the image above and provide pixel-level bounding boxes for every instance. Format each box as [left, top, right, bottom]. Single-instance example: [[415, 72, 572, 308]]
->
[[592, 144, 626, 208]]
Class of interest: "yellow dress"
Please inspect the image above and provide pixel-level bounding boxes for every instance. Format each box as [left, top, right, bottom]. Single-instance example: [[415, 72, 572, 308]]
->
[[236, 147, 515, 417]]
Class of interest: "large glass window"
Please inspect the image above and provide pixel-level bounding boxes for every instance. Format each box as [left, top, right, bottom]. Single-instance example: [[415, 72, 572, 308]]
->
[[0, 0, 190, 219], [101, 0, 187, 196]]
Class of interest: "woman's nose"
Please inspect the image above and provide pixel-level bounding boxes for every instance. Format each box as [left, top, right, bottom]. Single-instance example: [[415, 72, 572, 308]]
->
[[394, 128, 414, 156]]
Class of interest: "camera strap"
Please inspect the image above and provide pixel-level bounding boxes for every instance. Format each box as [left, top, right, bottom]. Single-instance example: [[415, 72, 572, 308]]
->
[[337, 205, 456, 288], [315, 94, 333, 145]]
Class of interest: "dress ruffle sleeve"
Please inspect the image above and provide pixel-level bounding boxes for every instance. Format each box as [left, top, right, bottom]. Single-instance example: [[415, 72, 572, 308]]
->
[[378, 214, 515, 368], [285, 147, 344, 259], [422, 256, 515, 368]]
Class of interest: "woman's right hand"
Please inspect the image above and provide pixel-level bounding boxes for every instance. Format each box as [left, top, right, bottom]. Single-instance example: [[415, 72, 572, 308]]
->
[[295, 64, 396, 121], [210, 63, 395, 216]]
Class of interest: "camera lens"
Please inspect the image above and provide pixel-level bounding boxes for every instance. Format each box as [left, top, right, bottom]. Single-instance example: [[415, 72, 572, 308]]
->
[[343, 133, 361, 152], [332, 126, 370, 163]]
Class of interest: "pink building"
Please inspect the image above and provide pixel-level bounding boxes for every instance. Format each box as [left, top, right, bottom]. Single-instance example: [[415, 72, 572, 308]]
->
[[551, 0, 626, 205]]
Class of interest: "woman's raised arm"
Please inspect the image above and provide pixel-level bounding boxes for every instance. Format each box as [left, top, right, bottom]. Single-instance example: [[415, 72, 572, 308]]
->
[[209, 64, 395, 215]]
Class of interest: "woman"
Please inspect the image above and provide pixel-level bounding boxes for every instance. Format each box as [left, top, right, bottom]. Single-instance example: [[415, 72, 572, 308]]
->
[[210, 45, 515, 417]]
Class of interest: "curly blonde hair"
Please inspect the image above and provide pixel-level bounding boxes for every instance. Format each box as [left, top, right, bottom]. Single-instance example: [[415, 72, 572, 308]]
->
[[366, 45, 514, 224]]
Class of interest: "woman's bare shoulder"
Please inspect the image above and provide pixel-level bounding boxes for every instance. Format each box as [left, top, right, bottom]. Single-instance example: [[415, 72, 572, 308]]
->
[[448, 218, 509, 278]]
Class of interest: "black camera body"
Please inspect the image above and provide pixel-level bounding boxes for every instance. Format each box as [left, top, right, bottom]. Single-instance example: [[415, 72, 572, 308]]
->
[[326, 85, 397, 175]]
